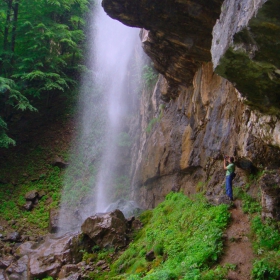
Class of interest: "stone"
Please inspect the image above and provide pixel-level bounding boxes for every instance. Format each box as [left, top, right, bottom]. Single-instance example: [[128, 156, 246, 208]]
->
[[23, 201, 33, 211], [145, 250, 155, 261], [38, 190, 46, 199], [81, 209, 127, 249], [15, 241, 36, 257], [0, 269, 8, 280], [6, 232, 20, 242], [95, 260, 106, 267], [7, 274, 20, 280], [28, 234, 83, 278], [52, 156, 69, 169], [5, 255, 28, 280], [58, 264, 79, 279], [24, 190, 38, 201], [0, 256, 14, 269], [63, 273, 81, 280]]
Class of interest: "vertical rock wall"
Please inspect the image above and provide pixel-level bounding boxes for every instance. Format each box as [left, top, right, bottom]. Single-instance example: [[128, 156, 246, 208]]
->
[[132, 63, 280, 209]]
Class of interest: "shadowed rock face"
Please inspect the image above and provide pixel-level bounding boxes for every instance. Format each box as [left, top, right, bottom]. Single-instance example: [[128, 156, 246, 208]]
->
[[102, 0, 223, 97], [212, 0, 280, 113]]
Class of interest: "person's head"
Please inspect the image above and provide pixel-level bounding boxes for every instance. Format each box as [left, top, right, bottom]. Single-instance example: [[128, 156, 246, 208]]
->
[[229, 156, 234, 163]]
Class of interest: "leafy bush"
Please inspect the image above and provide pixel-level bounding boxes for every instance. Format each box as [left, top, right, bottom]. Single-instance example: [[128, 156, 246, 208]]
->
[[251, 216, 280, 279]]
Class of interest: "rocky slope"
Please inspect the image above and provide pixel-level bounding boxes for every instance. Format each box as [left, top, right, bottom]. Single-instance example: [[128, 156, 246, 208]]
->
[[102, 0, 280, 219]]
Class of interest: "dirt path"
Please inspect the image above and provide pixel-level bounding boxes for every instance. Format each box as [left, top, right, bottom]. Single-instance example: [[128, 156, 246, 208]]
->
[[220, 200, 255, 280]]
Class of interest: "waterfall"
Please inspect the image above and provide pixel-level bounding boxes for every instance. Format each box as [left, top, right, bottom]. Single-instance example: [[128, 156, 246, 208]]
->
[[57, 1, 143, 234]]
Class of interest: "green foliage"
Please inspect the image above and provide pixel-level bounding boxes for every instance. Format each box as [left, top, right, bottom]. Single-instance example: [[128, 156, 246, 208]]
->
[[0, 77, 37, 147], [233, 188, 261, 214], [142, 65, 158, 89], [251, 215, 280, 279], [0, 0, 93, 147], [104, 192, 230, 279], [252, 259, 280, 280]]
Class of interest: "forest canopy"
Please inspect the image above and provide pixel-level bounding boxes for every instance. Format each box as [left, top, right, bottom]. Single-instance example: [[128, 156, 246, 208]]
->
[[0, 0, 94, 148]]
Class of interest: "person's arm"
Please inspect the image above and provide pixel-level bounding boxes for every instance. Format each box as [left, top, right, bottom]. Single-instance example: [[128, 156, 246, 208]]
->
[[224, 158, 227, 170]]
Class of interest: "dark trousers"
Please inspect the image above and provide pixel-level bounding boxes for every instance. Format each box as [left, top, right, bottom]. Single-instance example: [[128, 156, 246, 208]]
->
[[226, 174, 233, 200]]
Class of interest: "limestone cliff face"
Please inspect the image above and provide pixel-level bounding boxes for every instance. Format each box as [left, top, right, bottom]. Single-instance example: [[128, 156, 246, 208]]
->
[[102, 0, 280, 219]]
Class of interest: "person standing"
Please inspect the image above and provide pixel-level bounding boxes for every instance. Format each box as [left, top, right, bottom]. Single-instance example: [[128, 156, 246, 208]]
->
[[224, 156, 235, 201]]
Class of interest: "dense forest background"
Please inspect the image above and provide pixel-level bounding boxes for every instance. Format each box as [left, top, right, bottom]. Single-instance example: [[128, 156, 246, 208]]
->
[[0, 0, 94, 148]]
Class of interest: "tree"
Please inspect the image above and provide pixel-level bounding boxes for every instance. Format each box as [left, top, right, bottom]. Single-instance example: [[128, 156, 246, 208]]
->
[[0, 0, 94, 147]]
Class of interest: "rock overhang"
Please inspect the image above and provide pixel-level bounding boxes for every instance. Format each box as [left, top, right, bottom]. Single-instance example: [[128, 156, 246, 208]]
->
[[102, 0, 223, 97], [102, 0, 280, 113]]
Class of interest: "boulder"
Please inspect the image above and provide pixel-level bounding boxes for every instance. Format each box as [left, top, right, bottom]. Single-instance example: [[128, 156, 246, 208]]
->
[[58, 264, 79, 279], [25, 190, 38, 201], [28, 233, 85, 279], [6, 232, 20, 242], [23, 201, 33, 211], [5, 255, 28, 280], [0, 256, 14, 269], [81, 209, 127, 249]]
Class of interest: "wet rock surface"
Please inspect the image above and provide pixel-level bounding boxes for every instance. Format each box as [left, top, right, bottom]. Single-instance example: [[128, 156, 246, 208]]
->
[[0, 208, 139, 279], [81, 209, 127, 249]]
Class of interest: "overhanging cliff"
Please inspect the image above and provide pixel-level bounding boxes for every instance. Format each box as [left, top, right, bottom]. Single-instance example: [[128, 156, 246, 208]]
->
[[102, 0, 223, 98]]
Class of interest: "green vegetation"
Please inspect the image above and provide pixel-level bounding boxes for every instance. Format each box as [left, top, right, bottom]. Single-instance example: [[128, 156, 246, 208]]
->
[[233, 184, 280, 280], [251, 216, 280, 280], [233, 188, 262, 214], [0, 165, 62, 233], [0, 0, 94, 147], [142, 65, 158, 89], [95, 192, 230, 280]]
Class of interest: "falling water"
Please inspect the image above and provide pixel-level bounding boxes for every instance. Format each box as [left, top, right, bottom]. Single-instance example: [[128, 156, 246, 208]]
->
[[58, 1, 143, 234]]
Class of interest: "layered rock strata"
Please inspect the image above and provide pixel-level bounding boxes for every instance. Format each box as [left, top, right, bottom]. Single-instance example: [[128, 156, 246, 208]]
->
[[131, 64, 280, 208]]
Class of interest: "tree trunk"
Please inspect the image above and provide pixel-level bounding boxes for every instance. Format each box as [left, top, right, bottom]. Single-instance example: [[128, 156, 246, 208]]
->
[[11, 0, 19, 53], [3, 0, 13, 51]]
